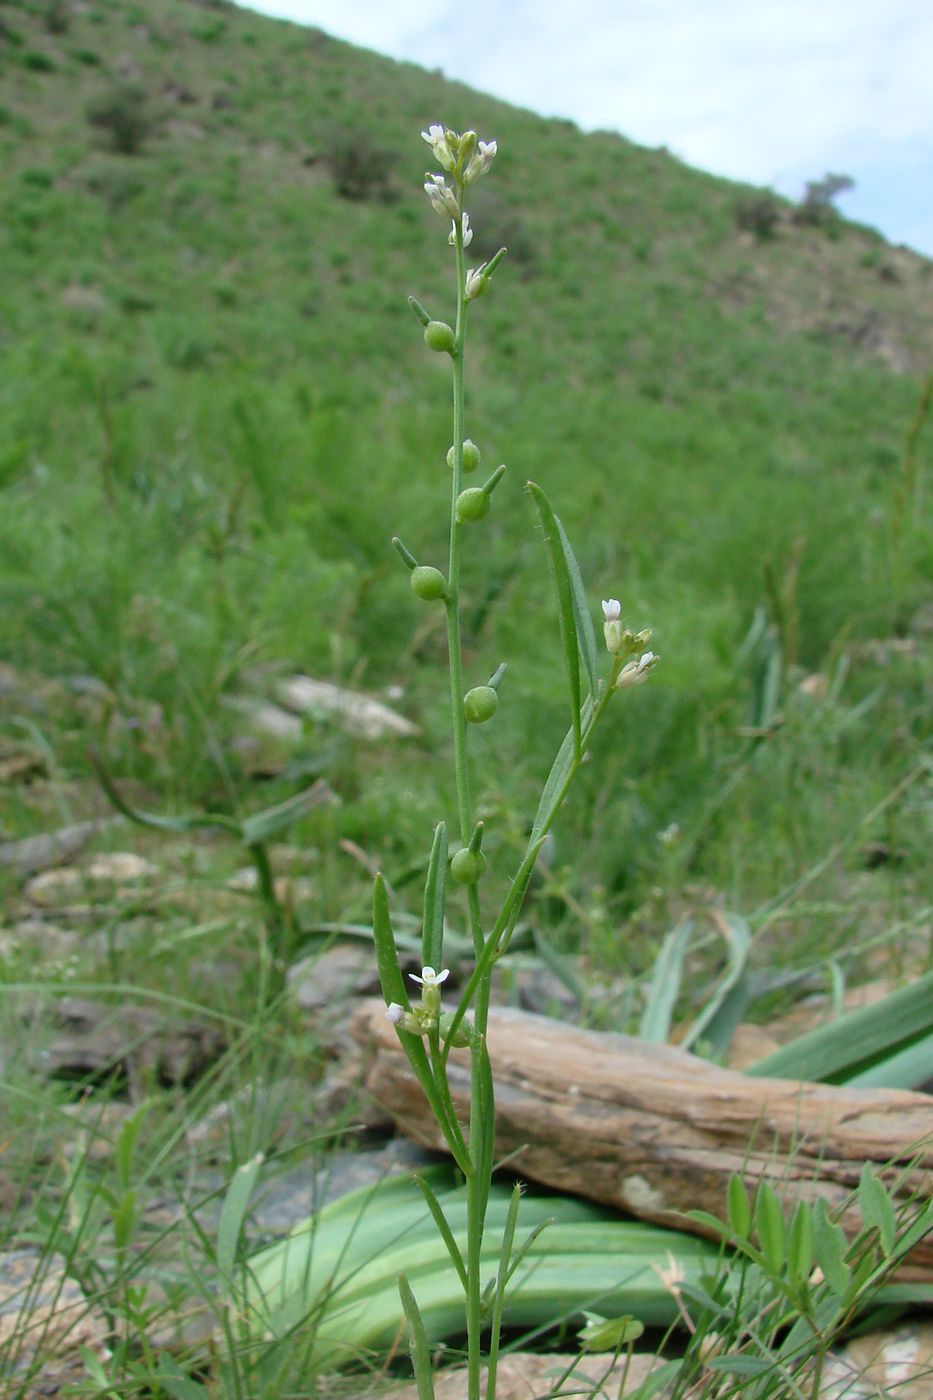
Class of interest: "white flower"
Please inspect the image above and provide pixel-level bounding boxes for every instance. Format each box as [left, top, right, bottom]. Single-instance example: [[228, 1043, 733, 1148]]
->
[[424, 174, 460, 218], [464, 139, 497, 183], [384, 1002, 405, 1024], [449, 212, 473, 248], [464, 266, 490, 300], [421, 124, 456, 171], [602, 599, 621, 621], [616, 652, 658, 689], [410, 965, 450, 987]]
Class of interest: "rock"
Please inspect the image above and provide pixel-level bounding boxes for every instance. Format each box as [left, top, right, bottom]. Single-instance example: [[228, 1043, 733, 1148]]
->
[[381, 1350, 661, 1399], [0, 818, 120, 876], [275, 675, 419, 740], [822, 1321, 933, 1398], [30, 997, 225, 1091], [0, 1249, 110, 1394], [24, 852, 160, 912]]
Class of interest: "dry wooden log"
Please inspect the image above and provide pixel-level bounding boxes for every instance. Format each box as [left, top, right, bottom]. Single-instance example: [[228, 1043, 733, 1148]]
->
[[352, 1001, 933, 1280]]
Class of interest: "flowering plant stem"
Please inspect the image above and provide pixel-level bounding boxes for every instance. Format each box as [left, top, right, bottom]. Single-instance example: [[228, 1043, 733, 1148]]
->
[[378, 124, 659, 1400]]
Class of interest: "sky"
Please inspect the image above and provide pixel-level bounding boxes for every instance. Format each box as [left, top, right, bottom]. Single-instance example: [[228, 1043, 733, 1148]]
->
[[235, 0, 933, 258]]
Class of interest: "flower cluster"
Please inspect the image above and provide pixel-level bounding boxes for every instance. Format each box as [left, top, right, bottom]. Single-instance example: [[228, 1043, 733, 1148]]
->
[[601, 599, 659, 687], [422, 126, 497, 236], [385, 966, 475, 1047]]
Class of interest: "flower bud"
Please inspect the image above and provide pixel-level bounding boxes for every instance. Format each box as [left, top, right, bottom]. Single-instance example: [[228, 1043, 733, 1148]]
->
[[450, 847, 486, 885], [410, 565, 447, 601], [447, 439, 481, 473], [456, 487, 489, 523], [424, 320, 455, 353], [464, 686, 498, 723]]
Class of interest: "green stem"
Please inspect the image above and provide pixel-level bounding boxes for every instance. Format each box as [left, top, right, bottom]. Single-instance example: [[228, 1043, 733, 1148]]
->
[[450, 182, 486, 1400]]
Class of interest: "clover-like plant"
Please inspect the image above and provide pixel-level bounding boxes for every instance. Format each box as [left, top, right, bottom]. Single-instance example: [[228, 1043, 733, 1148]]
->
[[371, 123, 660, 1400]]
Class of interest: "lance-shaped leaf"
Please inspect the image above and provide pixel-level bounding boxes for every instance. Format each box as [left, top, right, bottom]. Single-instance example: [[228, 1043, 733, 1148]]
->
[[639, 919, 694, 1043], [680, 912, 751, 1054], [399, 1274, 436, 1400], [421, 822, 448, 973], [527, 481, 591, 757]]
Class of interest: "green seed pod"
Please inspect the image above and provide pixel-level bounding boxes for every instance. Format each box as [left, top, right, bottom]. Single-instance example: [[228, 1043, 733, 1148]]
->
[[456, 487, 489, 523], [424, 320, 455, 353], [446, 439, 482, 474], [450, 847, 487, 885], [464, 686, 498, 723], [410, 565, 447, 601]]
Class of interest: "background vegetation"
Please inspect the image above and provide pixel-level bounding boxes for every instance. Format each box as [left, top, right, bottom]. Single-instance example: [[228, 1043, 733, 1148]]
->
[[0, 0, 930, 1386]]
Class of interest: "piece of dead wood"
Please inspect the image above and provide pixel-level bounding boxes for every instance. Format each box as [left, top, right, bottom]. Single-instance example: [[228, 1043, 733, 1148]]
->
[[353, 1001, 933, 1281]]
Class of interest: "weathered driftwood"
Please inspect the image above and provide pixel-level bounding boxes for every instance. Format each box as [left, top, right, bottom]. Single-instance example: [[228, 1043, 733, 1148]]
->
[[352, 1001, 933, 1280]]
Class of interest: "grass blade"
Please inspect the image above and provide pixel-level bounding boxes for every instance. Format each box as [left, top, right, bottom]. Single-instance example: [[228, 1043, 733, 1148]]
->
[[746, 968, 933, 1082], [218, 1152, 264, 1285], [399, 1273, 436, 1400], [680, 912, 751, 1053], [639, 919, 694, 1042]]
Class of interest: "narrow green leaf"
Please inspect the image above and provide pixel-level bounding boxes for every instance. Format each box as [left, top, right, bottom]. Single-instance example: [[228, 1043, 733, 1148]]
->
[[639, 919, 694, 1042], [421, 822, 448, 973], [842, 1029, 933, 1091], [372, 874, 408, 1009], [90, 749, 239, 836], [527, 481, 583, 757], [726, 1174, 751, 1241], [746, 968, 933, 1082], [813, 1201, 852, 1302], [400, 1032, 472, 1178], [218, 1152, 264, 1284], [473, 1039, 497, 1209], [399, 1274, 436, 1400], [754, 1184, 786, 1276], [626, 1360, 683, 1400], [684, 1209, 733, 1241], [530, 715, 575, 844], [707, 1355, 774, 1377], [241, 778, 331, 845], [555, 513, 599, 697], [680, 913, 751, 1053], [414, 1173, 467, 1291], [858, 1165, 896, 1256], [155, 1357, 212, 1400], [787, 1200, 814, 1289]]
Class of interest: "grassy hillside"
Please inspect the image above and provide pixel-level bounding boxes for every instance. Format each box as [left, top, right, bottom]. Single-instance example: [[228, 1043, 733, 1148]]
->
[[0, 0, 930, 968]]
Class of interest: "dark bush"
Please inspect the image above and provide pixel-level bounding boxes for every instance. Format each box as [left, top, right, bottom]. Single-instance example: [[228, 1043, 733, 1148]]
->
[[21, 49, 56, 72], [794, 173, 854, 228], [320, 125, 397, 202], [86, 85, 152, 155], [44, 1, 69, 34], [734, 193, 781, 240]]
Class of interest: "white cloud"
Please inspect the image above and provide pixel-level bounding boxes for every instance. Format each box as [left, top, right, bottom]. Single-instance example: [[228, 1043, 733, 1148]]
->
[[237, 0, 933, 253]]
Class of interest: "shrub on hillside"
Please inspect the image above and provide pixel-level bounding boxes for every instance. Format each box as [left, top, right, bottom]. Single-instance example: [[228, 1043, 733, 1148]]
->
[[86, 84, 152, 156], [319, 125, 397, 202], [794, 172, 854, 228], [734, 193, 781, 240]]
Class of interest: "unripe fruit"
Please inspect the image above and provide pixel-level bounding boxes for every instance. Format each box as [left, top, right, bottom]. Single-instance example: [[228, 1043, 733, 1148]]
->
[[464, 686, 498, 723], [450, 847, 487, 885], [410, 565, 447, 601], [446, 439, 481, 474], [456, 487, 489, 523], [424, 320, 455, 353]]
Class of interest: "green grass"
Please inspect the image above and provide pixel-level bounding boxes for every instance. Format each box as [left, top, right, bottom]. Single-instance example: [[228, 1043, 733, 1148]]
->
[[0, 1, 931, 1392]]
